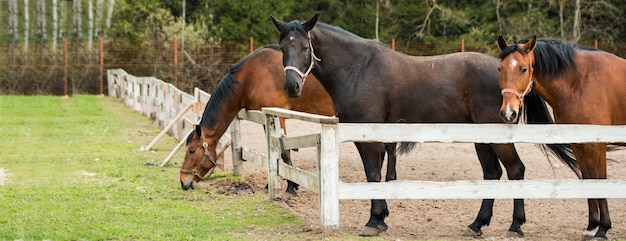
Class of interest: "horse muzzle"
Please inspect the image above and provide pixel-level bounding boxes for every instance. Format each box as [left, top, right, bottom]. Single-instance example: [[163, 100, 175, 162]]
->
[[180, 175, 196, 191], [284, 73, 303, 97]]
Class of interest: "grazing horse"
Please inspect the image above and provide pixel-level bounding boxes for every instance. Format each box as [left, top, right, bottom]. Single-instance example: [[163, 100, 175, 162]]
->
[[179, 45, 398, 192], [497, 36, 626, 240], [271, 14, 576, 237]]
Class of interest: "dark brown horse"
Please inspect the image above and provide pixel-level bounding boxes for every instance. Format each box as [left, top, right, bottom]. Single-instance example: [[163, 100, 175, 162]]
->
[[179, 45, 398, 193], [497, 36, 626, 240], [271, 14, 576, 237]]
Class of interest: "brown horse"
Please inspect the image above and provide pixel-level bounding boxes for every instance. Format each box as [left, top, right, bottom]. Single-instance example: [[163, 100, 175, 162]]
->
[[497, 36, 626, 240], [179, 45, 398, 193]]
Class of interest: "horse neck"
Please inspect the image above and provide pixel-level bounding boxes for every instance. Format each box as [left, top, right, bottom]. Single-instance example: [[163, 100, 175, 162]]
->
[[532, 74, 577, 115], [198, 83, 245, 142], [310, 28, 370, 99]]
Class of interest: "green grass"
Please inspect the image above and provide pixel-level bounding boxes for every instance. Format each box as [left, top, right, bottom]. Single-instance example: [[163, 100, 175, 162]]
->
[[0, 95, 305, 240]]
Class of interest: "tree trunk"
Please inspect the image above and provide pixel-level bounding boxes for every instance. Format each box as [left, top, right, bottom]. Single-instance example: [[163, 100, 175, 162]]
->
[[52, 0, 58, 54], [96, 0, 104, 36], [573, 0, 581, 42], [73, 0, 83, 46], [375, 0, 380, 41], [36, 0, 47, 56], [105, 0, 115, 29], [8, 0, 19, 60], [496, 0, 503, 33], [559, 0, 565, 40], [24, 0, 29, 54], [88, 0, 93, 54]]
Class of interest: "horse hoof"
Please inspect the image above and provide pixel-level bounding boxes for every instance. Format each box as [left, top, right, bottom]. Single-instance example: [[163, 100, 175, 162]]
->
[[359, 226, 381, 236], [462, 228, 482, 237], [506, 230, 524, 237]]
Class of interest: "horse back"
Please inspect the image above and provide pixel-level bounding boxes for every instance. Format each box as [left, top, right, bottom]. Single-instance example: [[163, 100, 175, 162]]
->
[[235, 47, 334, 116]]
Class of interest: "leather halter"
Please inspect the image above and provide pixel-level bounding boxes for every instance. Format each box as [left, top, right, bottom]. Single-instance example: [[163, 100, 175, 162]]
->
[[180, 135, 217, 179], [283, 31, 321, 85], [501, 55, 534, 100]]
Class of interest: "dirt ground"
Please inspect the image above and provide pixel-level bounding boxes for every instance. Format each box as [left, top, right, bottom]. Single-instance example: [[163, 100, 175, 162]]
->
[[202, 118, 626, 241]]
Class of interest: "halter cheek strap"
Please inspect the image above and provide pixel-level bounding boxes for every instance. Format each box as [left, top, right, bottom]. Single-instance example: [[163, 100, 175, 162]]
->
[[501, 56, 534, 100], [283, 32, 321, 85], [180, 135, 218, 179]]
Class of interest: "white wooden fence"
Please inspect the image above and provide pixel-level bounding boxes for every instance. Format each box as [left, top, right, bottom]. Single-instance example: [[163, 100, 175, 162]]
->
[[260, 107, 626, 231], [108, 69, 626, 233], [106, 69, 268, 176]]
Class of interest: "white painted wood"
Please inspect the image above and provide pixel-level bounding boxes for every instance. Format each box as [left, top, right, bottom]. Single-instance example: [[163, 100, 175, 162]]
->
[[337, 179, 626, 200], [263, 107, 338, 124], [238, 109, 266, 125], [281, 133, 320, 150], [230, 118, 243, 176], [242, 147, 267, 168], [338, 123, 626, 143], [144, 103, 193, 151], [265, 114, 283, 199], [278, 162, 319, 193], [319, 123, 340, 231]]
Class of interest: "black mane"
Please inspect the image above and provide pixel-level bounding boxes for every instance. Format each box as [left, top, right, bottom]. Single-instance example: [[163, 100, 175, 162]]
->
[[498, 38, 598, 79], [188, 46, 281, 145], [278, 20, 388, 48]]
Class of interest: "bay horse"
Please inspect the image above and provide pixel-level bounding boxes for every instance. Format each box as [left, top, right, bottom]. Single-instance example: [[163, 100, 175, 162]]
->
[[271, 14, 577, 237], [179, 45, 399, 193], [497, 36, 626, 240]]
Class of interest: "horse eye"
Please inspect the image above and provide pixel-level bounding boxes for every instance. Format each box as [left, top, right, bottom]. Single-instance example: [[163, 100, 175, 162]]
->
[[522, 68, 528, 74], [189, 149, 196, 154]]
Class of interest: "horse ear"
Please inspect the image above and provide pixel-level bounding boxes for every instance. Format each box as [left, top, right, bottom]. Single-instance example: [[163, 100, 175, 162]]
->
[[303, 13, 319, 32], [525, 35, 537, 53], [194, 124, 202, 138], [270, 15, 285, 31], [497, 36, 509, 51]]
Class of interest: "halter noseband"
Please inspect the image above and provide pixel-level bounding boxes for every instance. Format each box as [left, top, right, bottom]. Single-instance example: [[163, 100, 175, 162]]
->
[[501, 55, 534, 100], [283, 31, 321, 85], [180, 135, 217, 180]]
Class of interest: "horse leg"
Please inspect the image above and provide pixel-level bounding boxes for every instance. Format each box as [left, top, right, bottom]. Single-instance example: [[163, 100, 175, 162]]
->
[[575, 143, 611, 240], [384, 143, 397, 181], [277, 117, 298, 195], [354, 142, 389, 236], [465, 143, 502, 237], [492, 143, 526, 237], [280, 149, 299, 195]]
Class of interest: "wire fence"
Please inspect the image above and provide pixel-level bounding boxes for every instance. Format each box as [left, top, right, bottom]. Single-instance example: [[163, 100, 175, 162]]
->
[[2, 37, 625, 95]]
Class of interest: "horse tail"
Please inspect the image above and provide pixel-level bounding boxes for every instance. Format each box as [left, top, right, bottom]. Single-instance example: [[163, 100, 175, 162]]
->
[[397, 142, 416, 155], [524, 91, 582, 178]]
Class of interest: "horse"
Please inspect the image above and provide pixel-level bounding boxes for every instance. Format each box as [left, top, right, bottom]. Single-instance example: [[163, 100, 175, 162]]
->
[[497, 36, 626, 240], [179, 45, 399, 193], [271, 14, 577, 237]]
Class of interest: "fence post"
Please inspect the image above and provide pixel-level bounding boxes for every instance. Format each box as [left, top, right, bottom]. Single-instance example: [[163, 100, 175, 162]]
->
[[461, 38, 465, 52], [319, 122, 340, 231], [391, 38, 395, 51], [231, 116, 243, 176], [265, 113, 283, 199], [250, 37, 254, 53]]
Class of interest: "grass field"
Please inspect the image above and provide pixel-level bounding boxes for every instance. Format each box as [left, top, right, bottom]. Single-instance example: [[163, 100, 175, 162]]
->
[[0, 95, 306, 240]]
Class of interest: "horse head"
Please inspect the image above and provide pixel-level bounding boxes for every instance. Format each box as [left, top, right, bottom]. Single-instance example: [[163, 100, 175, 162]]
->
[[497, 35, 537, 123], [179, 125, 219, 190], [271, 14, 320, 98]]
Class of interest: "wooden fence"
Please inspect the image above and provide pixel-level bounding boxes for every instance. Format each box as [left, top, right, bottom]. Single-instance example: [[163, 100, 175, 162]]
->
[[260, 107, 626, 231], [107, 69, 626, 233], [106, 68, 269, 176]]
